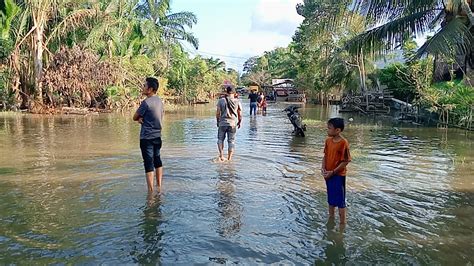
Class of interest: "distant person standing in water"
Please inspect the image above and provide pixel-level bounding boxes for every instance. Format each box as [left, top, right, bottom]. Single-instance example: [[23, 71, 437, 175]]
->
[[216, 85, 242, 161], [133, 77, 164, 192], [248, 90, 258, 115], [321, 118, 351, 224], [260, 95, 268, 115], [257, 92, 264, 112]]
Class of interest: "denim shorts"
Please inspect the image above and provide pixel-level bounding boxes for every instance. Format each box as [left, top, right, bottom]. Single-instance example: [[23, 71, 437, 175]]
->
[[217, 126, 236, 150], [325, 175, 346, 208], [140, 137, 162, 173]]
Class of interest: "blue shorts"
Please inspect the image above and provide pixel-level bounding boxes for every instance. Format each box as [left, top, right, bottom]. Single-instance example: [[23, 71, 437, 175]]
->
[[325, 175, 346, 208]]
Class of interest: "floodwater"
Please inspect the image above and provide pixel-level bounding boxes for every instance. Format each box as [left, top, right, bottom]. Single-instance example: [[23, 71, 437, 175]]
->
[[0, 103, 473, 264]]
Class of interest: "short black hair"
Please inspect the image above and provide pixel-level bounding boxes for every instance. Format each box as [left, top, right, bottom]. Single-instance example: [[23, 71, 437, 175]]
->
[[328, 117, 345, 131], [146, 77, 159, 92], [226, 85, 235, 94]]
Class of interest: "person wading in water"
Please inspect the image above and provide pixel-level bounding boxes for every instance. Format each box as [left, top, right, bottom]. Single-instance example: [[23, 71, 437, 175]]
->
[[133, 77, 164, 192], [216, 85, 242, 161]]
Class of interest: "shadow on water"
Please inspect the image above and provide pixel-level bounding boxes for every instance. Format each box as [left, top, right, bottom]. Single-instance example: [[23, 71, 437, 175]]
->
[[317, 219, 347, 265], [131, 193, 163, 264], [248, 115, 258, 137], [215, 163, 242, 238]]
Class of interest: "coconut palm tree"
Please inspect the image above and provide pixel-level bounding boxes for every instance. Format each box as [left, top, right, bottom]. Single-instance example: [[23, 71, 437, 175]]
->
[[11, 0, 99, 105], [136, 0, 198, 49], [317, 0, 473, 71]]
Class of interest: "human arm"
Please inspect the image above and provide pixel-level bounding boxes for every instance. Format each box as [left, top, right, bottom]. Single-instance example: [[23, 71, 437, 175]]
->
[[216, 104, 221, 127], [321, 139, 327, 176], [133, 111, 141, 121], [324, 161, 350, 179], [133, 101, 147, 124], [321, 154, 327, 177], [237, 102, 242, 128], [323, 141, 351, 179]]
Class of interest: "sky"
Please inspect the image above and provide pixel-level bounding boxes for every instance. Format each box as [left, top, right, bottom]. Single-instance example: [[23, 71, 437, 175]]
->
[[171, 0, 304, 72]]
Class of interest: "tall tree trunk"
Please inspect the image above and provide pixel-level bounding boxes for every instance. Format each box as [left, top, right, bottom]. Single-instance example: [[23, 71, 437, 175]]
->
[[359, 48, 369, 109], [10, 51, 21, 108], [33, 21, 44, 104]]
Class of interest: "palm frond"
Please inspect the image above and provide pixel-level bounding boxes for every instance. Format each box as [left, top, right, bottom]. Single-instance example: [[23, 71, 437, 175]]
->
[[156, 0, 171, 19], [344, 9, 443, 55], [0, 0, 20, 39], [160, 20, 185, 33], [12, 5, 30, 45], [165, 27, 198, 49], [354, 0, 441, 21], [415, 17, 472, 58], [45, 7, 99, 46], [164, 12, 197, 28]]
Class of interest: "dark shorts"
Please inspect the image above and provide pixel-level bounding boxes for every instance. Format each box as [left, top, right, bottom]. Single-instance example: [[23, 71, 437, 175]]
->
[[140, 137, 162, 173], [250, 102, 257, 115], [325, 175, 346, 208]]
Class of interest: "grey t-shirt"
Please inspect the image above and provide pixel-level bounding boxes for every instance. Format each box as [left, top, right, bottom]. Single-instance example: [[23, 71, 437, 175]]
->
[[217, 96, 242, 127], [137, 96, 164, 139]]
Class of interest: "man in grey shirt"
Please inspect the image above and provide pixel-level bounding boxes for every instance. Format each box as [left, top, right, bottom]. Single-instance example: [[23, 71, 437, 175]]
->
[[133, 77, 164, 192], [216, 85, 242, 161]]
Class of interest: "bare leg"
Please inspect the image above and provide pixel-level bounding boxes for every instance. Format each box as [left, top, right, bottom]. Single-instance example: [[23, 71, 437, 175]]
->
[[339, 207, 347, 224], [217, 143, 225, 161], [227, 149, 234, 161], [146, 171, 154, 192], [155, 167, 163, 189], [329, 205, 336, 218]]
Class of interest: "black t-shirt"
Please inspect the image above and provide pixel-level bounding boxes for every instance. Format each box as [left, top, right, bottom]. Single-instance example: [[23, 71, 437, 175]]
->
[[248, 93, 259, 103]]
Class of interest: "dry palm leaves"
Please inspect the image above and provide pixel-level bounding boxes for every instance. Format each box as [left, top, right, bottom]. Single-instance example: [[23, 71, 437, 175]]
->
[[42, 46, 117, 108]]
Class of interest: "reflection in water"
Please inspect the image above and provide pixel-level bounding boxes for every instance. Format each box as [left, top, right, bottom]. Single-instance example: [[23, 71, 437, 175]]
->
[[248, 116, 257, 137], [216, 163, 242, 238], [320, 219, 346, 265], [0, 105, 473, 264], [132, 194, 163, 264]]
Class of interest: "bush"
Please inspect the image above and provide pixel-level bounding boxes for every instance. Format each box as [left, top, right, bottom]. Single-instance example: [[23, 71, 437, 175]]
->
[[422, 80, 474, 128], [42, 46, 117, 108]]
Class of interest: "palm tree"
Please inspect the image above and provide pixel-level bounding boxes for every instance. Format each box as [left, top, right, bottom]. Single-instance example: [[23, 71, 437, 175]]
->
[[136, 0, 198, 49], [86, 0, 145, 58], [319, 0, 473, 78], [12, 0, 98, 105]]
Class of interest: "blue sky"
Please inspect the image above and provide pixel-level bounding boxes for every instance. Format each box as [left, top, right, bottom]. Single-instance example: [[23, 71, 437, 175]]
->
[[171, 0, 303, 71]]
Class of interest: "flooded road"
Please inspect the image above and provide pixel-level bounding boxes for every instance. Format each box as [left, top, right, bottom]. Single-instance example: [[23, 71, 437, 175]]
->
[[0, 103, 473, 264]]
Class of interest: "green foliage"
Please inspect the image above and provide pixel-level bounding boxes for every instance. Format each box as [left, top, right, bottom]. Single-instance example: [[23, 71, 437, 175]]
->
[[0, 70, 10, 108], [242, 2, 372, 98], [378, 63, 417, 102], [0, 37, 12, 61], [422, 80, 473, 127], [0, 0, 19, 40], [321, 0, 474, 61], [0, 0, 235, 110], [165, 46, 238, 103]]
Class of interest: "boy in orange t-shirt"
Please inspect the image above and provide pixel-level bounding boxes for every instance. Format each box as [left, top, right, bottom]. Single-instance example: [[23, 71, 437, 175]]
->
[[321, 118, 351, 224]]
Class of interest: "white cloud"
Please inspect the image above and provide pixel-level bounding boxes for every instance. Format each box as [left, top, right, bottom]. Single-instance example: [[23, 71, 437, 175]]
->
[[251, 0, 303, 35], [192, 31, 294, 70], [184, 0, 304, 71]]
